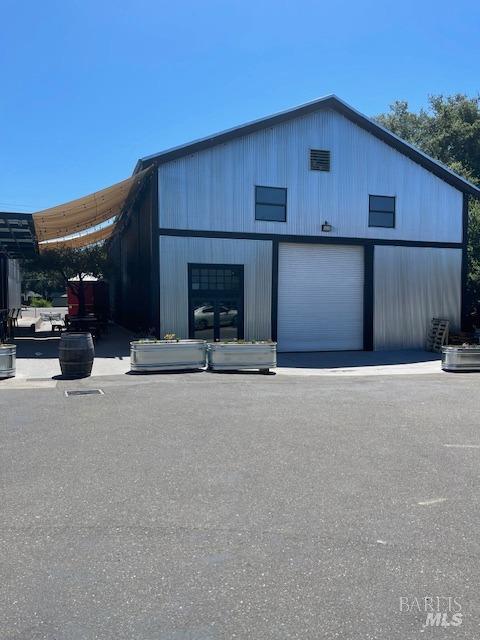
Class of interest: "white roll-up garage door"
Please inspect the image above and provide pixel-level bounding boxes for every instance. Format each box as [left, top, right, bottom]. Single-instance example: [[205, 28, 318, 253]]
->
[[277, 244, 364, 352]]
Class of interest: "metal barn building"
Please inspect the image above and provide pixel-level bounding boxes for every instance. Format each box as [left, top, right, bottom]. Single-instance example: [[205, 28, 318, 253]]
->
[[109, 95, 480, 351]]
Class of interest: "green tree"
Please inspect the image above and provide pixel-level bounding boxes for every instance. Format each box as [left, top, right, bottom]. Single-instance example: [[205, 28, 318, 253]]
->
[[23, 244, 108, 317], [21, 265, 65, 300], [376, 94, 480, 322], [376, 100, 430, 148]]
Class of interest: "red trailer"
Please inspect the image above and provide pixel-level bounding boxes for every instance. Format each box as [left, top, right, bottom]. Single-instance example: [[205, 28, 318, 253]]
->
[[67, 278, 109, 319]]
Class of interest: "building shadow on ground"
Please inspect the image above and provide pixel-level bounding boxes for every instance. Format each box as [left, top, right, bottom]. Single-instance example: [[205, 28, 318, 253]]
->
[[276, 350, 441, 369], [13, 324, 134, 360]]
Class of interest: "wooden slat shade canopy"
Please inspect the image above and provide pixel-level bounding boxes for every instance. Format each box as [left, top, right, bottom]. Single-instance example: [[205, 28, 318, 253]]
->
[[32, 168, 150, 242], [39, 223, 116, 252]]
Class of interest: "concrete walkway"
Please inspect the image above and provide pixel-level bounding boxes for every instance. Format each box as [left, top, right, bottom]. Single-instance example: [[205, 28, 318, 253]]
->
[[6, 322, 134, 383], [1, 321, 444, 387]]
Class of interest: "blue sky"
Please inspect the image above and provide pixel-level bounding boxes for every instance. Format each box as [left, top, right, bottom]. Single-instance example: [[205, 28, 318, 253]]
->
[[1, 0, 479, 212]]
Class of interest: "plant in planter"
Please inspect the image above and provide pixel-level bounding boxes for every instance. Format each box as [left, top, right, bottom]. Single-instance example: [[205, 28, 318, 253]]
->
[[130, 334, 207, 372], [0, 343, 16, 379], [207, 340, 277, 373], [442, 344, 480, 371]]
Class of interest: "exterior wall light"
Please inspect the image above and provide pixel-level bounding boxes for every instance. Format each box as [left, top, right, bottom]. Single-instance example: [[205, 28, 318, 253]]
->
[[321, 221, 332, 232]]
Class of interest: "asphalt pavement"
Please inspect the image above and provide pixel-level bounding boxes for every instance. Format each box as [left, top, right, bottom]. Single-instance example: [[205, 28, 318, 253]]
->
[[2, 372, 480, 639]]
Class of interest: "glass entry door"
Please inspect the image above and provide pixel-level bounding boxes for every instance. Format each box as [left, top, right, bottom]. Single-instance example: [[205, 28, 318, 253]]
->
[[189, 265, 244, 341]]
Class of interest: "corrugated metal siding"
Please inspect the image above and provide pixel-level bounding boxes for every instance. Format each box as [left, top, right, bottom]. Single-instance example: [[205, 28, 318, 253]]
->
[[374, 246, 462, 350], [159, 236, 272, 340], [278, 244, 364, 351], [158, 109, 462, 243], [7, 258, 21, 308], [107, 173, 158, 331]]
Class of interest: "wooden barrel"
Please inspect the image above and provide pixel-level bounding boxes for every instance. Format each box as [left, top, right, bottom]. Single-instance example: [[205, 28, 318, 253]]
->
[[59, 332, 94, 378]]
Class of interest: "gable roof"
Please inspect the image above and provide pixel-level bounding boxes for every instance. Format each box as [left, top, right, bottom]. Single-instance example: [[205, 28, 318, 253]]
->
[[135, 94, 480, 197]]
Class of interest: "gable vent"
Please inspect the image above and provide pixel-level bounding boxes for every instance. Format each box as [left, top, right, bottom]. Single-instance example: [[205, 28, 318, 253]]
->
[[310, 149, 330, 172]]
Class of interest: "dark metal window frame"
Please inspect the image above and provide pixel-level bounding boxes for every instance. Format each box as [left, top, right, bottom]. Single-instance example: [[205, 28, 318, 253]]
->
[[255, 186, 287, 222], [368, 194, 396, 228], [188, 263, 245, 340]]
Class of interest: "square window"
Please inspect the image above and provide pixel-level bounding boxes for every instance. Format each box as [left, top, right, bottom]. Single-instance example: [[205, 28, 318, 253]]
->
[[255, 186, 287, 222], [369, 195, 395, 228]]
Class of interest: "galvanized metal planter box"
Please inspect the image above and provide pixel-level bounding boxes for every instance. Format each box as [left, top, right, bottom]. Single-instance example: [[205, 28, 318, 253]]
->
[[130, 340, 206, 372], [0, 344, 16, 379], [442, 346, 480, 372], [207, 342, 277, 372]]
